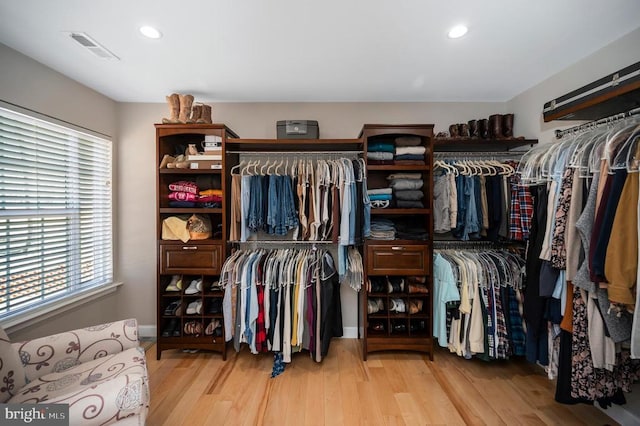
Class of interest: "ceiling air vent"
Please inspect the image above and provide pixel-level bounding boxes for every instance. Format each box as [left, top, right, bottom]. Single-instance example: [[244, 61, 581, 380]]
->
[[67, 32, 119, 60]]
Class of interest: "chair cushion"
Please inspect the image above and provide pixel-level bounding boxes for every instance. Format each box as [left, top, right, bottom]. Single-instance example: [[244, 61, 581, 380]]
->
[[0, 327, 26, 403], [9, 346, 149, 425]]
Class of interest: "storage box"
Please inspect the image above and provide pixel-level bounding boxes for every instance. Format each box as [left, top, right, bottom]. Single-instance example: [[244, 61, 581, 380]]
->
[[543, 60, 640, 122], [276, 120, 319, 139], [190, 160, 222, 170]]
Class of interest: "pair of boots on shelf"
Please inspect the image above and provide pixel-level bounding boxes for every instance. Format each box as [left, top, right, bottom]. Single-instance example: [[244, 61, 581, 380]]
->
[[443, 113, 515, 139], [162, 93, 212, 124]]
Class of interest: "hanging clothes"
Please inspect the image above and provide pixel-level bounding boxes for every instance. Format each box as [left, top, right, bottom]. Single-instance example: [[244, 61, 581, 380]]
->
[[220, 248, 343, 364], [517, 120, 640, 407], [433, 248, 526, 360]]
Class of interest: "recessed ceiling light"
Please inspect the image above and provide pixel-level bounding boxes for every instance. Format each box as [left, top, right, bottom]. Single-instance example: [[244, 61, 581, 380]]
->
[[448, 25, 468, 39], [140, 26, 162, 39]]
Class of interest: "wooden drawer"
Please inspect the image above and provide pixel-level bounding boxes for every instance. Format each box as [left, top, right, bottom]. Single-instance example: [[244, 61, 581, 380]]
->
[[160, 243, 223, 275], [366, 244, 429, 275]]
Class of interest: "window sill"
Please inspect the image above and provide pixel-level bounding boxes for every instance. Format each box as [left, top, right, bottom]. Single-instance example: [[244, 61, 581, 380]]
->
[[1, 281, 123, 334]]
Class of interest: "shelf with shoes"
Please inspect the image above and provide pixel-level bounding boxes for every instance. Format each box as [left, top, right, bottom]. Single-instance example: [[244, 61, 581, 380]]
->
[[360, 124, 434, 361], [155, 123, 237, 360]]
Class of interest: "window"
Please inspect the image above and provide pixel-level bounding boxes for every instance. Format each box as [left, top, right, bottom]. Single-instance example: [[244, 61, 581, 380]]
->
[[0, 105, 113, 321]]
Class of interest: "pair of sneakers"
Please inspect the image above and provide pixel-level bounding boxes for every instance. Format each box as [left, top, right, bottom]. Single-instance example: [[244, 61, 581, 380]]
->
[[166, 276, 202, 294], [205, 319, 222, 336], [186, 299, 202, 315], [367, 298, 385, 314]]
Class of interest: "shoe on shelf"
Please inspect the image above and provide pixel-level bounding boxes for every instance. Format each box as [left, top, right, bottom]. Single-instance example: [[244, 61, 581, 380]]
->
[[164, 300, 181, 316], [165, 275, 182, 292], [205, 319, 221, 336], [184, 278, 203, 295], [371, 321, 385, 332], [409, 299, 423, 314], [208, 299, 222, 314], [210, 280, 222, 292], [186, 299, 203, 315], [392, 322, 407, 333], [161, 318, 178, 337]]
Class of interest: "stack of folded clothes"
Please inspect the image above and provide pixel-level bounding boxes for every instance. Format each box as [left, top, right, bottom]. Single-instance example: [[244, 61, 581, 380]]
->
[[367, 187, 392, 208], [394, 136, 425, 165], [168, 180, 199, 207], [395, 220, 429, 240], [387, 173, 424, 208], [369, 218, 396, 240], [198, 188, 223, 208], [367, 140, 395, 165], [168, 181, 223, 208]]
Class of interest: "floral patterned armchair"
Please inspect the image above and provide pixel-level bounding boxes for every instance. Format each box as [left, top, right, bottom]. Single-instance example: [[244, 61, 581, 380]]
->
[[0, 318, 149, 425]]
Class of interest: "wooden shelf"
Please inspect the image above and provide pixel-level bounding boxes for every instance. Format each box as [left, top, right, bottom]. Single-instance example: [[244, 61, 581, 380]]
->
[[159, 208, 222, 214], [434, 137, 537, 152], [367, 164, 430, 171], [370, 208, 430, 215], [159, 169, 222, 174], [155, 123, 239, 138], [226, 138, 362, 151]]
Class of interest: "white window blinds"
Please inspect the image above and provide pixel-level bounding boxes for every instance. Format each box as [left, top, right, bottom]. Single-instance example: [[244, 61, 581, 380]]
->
[[0, 105, 113, 320]]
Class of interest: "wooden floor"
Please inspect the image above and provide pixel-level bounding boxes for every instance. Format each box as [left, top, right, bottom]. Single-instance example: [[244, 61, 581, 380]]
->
[[145, 339, 617, 425]]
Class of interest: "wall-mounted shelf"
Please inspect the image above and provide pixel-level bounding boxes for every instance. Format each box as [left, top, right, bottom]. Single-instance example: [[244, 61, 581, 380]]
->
[[434, 138, 537, 152]]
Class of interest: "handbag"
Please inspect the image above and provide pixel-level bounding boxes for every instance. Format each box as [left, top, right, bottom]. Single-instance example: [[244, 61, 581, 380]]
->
[[187, 214, 212, 240]]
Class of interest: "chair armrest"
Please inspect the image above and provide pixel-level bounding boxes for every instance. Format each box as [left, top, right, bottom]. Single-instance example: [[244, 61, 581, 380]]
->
[[12, 318, 139, 382]]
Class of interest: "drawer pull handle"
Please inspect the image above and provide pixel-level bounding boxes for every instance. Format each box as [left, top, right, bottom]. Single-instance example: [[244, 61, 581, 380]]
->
[[182, 246, 198, 250], [391, 246, 405, 251]]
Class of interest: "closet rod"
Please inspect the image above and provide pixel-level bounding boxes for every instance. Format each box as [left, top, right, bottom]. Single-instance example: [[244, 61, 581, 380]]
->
[[230, 240, 335, 244], [434, 151, 524, 159], [433, 240, 498, 249], [226, 150, 363, 155], [555, 106, 640, 139]]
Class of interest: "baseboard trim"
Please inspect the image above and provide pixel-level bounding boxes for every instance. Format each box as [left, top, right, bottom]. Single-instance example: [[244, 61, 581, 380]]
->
[[139, 325, 156, 339]]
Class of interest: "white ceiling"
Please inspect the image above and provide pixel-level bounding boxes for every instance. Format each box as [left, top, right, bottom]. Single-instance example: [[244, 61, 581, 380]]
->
[[1, 0, 639, 103]]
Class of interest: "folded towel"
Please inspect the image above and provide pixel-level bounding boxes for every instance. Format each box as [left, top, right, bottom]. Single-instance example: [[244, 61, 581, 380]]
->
[[387, 173, 422, 180], [394, 190, 424, 201], [390, 179, 423, 190], [368, 142, 395, 153], [367, 187, 393, 195], [395, 136, 422, 146], [369, 194, 393, 201], [395, 146, 426, 156], [395, 154, 425, 161], [396, 200, 425, 208], [367, 151, 394, 161]]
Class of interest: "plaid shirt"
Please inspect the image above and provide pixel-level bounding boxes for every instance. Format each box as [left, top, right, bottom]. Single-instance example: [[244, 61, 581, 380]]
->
[[508, 286, 526, 356], [509, 173, 533, 241]]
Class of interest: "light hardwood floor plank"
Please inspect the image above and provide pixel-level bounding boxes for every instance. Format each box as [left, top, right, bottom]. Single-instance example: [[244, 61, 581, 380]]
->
[[146, 340, 619, 426]]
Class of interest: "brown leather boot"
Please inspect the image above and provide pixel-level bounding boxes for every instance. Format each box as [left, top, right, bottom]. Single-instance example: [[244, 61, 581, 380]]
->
[[189, 104, 202, 124], [178, 94, 194, 123], [478, 119, 489, 138], [449, 124, 459, 138], [199, 104, 212, 124], [162, 93, 180, 124], [502, 113, 514, 138], [459, 123, 470, 138], [468, 120, 478, 138], [488, 114, 502, 139]]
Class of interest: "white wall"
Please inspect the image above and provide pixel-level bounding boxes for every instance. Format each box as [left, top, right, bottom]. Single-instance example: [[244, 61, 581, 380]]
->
[[508, 27, 640, 144], [0, 43, 121, 340]]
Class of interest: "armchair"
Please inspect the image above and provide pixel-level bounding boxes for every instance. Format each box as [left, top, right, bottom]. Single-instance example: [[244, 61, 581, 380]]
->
[[0, 318, 149, 425]]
